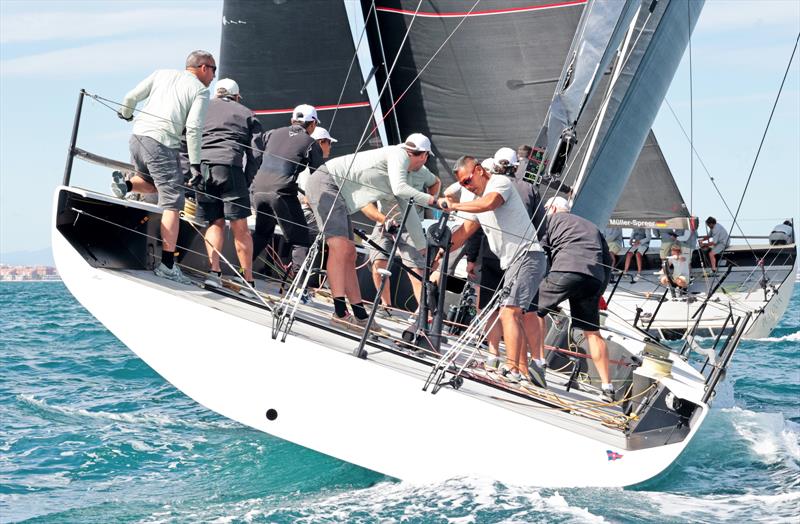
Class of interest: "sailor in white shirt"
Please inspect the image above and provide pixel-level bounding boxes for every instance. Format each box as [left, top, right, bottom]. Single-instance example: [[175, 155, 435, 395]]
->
[[435, 155, 547, 388], [112, 50, 215, 284], [660, 243, 690, 289], [769, 220, 794, 245]]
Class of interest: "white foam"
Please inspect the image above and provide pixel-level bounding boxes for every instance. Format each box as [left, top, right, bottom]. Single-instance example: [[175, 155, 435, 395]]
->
[[648, 490, 800, 523], [726, 407, 800, 467], [751, 331, 800, 342]]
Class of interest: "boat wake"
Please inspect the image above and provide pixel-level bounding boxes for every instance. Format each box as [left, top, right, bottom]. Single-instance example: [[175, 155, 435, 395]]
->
[[751, 331, 800, 343]]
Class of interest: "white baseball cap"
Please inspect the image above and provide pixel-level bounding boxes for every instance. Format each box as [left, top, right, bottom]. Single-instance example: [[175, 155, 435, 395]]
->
[[292, 104, 320, 123], [480, 158, 496, 172], [310, 127, 337, 142], [400, 133, 434, 156], [215, 78, 240, 98], [545, 196, 571, 213], [494, 147, 519, 166]]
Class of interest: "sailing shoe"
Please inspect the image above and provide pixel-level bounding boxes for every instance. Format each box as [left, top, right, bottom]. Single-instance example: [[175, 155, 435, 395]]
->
[[154, 263, 192, 285], [484, 355, 501, 373], [203, 271, 222, 288], [527, 360, 548, 389], [299, 288, 313, 305], [632, 273, 641, 283], [111, 171, 127, 198], [499, 366, 521, 384], [600, 385, 617, 403], [330, 313, 366, 334]]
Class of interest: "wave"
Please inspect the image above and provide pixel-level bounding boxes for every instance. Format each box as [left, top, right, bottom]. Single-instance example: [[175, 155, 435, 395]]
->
[[642, 490, 800, 523], [752, 331, 800, 342], [16, 394, 240, 431], [726, 406, 800, 466]]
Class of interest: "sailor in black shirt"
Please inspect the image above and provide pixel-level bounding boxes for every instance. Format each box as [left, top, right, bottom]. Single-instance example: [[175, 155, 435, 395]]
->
[[196, 78, 263, 294], [251, 104, 324, 279]]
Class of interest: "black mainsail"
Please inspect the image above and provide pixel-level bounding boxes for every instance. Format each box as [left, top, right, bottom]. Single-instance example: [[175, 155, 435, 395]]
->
[[219, 0, 383, 154]]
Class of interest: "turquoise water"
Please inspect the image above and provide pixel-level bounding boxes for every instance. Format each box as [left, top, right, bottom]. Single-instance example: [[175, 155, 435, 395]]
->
[[1, 282, 798, 523]]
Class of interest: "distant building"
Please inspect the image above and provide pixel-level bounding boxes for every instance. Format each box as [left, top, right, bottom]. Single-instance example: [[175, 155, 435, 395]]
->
[[0, 265, 60, 281]]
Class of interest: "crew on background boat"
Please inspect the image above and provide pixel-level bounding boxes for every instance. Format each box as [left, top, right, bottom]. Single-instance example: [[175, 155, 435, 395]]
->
[[604, 227, 623, 269], [769, 220, 794, 245], [699, 216, 730, 272], [622, 227, 650, 283], [305, 133, 438, 331], [251, 104, 324, 285], [364, 164, 440, 319], [660, 243, 690, 289], [196, 78, 263, 295], [657, 229, 680, 260], [112, 50, 215, 284], [538, 196, 615, 402], [436, 155, 547, 388]]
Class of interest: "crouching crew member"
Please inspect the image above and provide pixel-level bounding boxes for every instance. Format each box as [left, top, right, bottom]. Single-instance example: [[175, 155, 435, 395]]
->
[[538, 197, 615, 402], [251, 104, 324, 281]]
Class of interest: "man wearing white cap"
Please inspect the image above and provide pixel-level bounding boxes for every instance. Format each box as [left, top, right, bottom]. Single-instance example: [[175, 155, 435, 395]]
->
[[251, 104, 324, 285], [196, 78, 263, 294], [537, 196, 615, 402], [305, 133, 439, 331]]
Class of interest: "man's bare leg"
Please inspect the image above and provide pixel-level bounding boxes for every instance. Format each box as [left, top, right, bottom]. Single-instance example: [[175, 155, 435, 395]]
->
[[161, 209, 180, 253], [485, 309, 502, 358], [635, 252, 643, 274], [325, 236, 352, 299], [523, 312, 544, 362], [130, 175, 157, 194], [623, 252, 634, 274], [205, 218, 225, 272], [586, 330, 610, 385], [499, 306, 524, 374], [372, 259, 392, 306], [230, 218, 253, 281]]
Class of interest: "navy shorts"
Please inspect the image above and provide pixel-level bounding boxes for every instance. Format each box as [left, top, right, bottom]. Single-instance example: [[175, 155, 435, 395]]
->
[[537, 271, 607, 331], [195, 164, 251, 222]]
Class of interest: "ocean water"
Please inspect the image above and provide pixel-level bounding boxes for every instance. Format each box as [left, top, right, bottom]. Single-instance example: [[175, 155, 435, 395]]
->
[[1, 282, 798, 523]]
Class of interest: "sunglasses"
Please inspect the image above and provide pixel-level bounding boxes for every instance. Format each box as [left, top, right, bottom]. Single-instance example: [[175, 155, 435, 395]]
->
[[458, 164, 481, 187]]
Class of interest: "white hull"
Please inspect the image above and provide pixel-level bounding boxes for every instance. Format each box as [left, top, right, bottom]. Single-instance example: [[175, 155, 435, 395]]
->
[[52, 187, 711, 487]]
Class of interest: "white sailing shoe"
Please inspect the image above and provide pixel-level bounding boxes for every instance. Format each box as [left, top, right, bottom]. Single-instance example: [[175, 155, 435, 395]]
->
[[154, 263, 192, 285], [111, 171, 127, 198]]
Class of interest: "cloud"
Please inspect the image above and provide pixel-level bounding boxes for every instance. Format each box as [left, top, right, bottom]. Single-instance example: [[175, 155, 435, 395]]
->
[[697, 0, 800, 32], [0, 8, 219, 44], [1, 37, 219, 77]]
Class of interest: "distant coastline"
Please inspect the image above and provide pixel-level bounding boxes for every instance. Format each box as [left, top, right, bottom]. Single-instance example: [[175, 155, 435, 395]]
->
[[0, 265, 60, 282]]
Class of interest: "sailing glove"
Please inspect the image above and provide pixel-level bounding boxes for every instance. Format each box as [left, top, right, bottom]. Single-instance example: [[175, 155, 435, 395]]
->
[[117, 112, 133, 122], [189, 164, 210, 191]]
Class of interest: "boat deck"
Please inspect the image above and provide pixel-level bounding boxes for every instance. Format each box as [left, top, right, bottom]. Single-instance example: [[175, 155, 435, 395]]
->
[[112, 265, 642, 449]]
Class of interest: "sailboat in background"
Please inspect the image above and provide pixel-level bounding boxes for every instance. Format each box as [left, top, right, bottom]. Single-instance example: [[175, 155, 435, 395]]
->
[[50, 0, 791, 486]]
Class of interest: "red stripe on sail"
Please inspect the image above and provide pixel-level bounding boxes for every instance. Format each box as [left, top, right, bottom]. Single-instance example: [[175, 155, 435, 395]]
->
[[254, 101, 370, 115], [376, 0, 586, 18]]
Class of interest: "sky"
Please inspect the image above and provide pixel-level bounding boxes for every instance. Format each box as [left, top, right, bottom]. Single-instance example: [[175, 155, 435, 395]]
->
[[0, 0, 798, 258]]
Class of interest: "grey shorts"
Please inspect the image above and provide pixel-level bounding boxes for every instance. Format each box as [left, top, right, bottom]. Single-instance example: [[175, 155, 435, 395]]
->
[[710, 242, 726, 255], [502, 250, 546, 311], [129, 135, 184, 211], [368, 227, 426, 269], [631, 243, 648, 255], [305, 169, 353, 240]]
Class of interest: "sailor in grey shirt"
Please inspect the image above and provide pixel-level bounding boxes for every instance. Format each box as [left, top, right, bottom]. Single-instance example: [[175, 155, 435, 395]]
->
[[700, 216, 730, 272], [112, 50, 215, 285]]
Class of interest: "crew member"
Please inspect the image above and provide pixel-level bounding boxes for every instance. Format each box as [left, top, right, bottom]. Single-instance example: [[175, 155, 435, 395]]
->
[[196, 78, 263, 295], [699, 217, 729, 272], [622, 228, 650, 282], [769, 220, 794, 245], [251, 104, 324, 283], [538, 197, 615, 402], [436, 156, 547, 388], [604, 227, 623, 269], [305, 133, 438, 332], [113, 50, 215, 284], [660, 242, 690, 289]]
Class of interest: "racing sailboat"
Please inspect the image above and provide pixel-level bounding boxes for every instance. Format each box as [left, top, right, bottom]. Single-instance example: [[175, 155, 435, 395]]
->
[[52, 0, 762, 486]]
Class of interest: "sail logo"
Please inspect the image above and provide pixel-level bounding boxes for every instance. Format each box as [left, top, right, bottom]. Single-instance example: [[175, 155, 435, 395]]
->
[[606, 450, 624, 461]]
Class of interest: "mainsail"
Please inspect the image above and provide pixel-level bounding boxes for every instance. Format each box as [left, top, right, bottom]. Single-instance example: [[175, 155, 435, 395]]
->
[[219, 0, 384, 154], [362, 0, 586, 174]]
